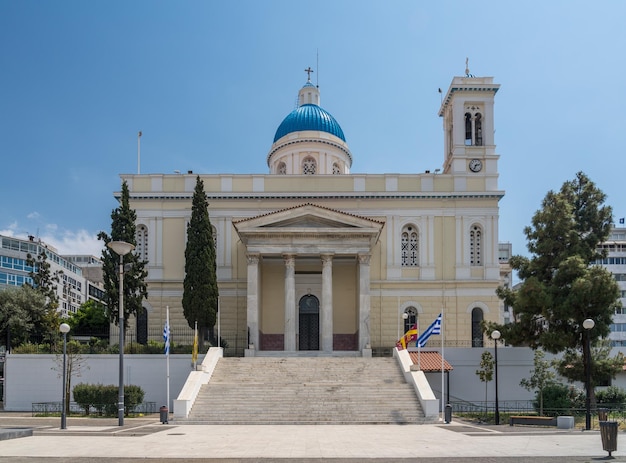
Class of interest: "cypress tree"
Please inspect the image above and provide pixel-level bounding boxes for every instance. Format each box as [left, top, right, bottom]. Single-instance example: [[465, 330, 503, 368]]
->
[[98, 180, 148, 329], [183, 176, 218, 347]]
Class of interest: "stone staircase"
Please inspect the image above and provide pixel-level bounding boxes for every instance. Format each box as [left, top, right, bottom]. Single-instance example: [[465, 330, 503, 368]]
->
[[180, 357, 429, 424]]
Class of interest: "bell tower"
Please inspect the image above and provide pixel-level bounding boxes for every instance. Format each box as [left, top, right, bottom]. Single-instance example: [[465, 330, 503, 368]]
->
[[438, 66, 500, 189]]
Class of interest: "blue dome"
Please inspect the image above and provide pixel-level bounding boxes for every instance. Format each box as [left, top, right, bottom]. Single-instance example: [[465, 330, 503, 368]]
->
[[273, 104, 346, 143]]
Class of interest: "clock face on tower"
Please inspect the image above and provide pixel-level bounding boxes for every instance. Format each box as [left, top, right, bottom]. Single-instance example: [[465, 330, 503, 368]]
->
[[469, 159, 483, 172]]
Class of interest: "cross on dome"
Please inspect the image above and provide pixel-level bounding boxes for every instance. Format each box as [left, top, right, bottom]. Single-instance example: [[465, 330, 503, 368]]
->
[[304, 67, 314, 81]]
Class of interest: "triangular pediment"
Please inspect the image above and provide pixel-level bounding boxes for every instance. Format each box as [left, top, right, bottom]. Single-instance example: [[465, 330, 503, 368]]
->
[[232, 203, 384, 253], [233, 203, 383, 230], [263, 215, 357, 229]]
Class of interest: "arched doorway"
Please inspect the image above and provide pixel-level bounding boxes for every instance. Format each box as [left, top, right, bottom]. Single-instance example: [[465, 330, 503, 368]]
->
[[299, 294, 319, 351]]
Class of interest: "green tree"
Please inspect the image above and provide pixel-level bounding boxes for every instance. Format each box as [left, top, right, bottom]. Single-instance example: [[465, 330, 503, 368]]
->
[[555, 339, 624, 394], [98, 181, 148, 329], [53, 339, 89, 416], [494, 172, 621, 386], [476, 351, 494, 414], [182, 176, 218, 348], [25, 249, 61, 310], [519, 349, 556, 416], [68, 300, 110, 338], [0, 285, 50, 349], [25, 249, 64, 348]]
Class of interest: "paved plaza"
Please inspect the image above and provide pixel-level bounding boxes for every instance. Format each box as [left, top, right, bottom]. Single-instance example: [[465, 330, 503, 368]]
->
[[0, 413, 624, 462]]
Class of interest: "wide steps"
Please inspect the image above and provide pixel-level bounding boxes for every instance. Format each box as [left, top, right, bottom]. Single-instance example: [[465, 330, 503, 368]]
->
[[180, 357, 428, 424]]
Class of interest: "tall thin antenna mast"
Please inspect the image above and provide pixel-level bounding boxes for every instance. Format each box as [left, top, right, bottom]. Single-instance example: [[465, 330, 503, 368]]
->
[[137, 131, 142, 174], [316, 49, 319, 88]]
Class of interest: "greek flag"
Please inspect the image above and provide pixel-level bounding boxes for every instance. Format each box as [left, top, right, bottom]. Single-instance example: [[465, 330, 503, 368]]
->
[[163, 320, 170, 355], [417, 313, 442, 348]]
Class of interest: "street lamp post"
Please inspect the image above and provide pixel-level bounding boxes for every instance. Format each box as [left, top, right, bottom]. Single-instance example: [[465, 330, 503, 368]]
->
[[583, 318, 595, 431], [59, 322, 70, 430], [491, 330, 501, 425], [107, 240, 135, 427]]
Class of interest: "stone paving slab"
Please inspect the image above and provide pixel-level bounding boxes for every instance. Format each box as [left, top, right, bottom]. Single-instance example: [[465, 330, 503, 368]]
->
[[0, 413, 622, 462]]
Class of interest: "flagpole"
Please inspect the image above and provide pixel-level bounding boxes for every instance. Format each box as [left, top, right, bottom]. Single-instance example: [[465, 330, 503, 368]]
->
[[166, 305, 170, 411], [137, 131, 142, 174], [441, 307, 445, 420], [417, 318, 421, 370]]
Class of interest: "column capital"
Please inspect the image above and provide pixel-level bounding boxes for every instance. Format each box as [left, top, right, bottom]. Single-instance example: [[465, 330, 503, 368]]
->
[[283, 253, 296, 268], [246, 253, 260, 265], [358, 253, 371, 265], [321, 253, 334, 265]]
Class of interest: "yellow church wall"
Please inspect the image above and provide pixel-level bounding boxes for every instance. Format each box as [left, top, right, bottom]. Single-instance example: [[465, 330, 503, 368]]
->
[[162, 218, 186, 280], [332, 261, 357, 333], [466, 177, 486, 191], [397, 177, 420, 191], [433, 176, 454, 192], [162, 177, 186, 192], [431, 216, 456, 281], [259, 260, 284, 333], [128, 191, 502, 349], [364, 177, 386, 191], [130, 177, 151, 191], [367, 289, 501, 349]]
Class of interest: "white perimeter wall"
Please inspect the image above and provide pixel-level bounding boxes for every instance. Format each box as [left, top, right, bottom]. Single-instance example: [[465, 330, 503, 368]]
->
[[5, 347, 621, 412], [3, 354, 204, 412], [422, 347, 600, 405]]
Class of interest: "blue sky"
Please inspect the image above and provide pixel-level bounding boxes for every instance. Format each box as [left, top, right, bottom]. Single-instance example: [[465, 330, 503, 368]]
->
[[1, 1, 625, 258]]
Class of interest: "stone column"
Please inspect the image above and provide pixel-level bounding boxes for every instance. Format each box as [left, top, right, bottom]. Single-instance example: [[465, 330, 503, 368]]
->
[[358, 253, 371, 352], [246, 253, 260, 351], [321, 253, 334, 352], [283, 254, 296, 351]]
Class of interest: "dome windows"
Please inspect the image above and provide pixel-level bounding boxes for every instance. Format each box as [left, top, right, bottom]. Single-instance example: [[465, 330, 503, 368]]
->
[[302, 157, 317, 175]]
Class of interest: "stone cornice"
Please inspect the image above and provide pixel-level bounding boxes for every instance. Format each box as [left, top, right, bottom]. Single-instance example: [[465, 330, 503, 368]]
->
[[121, 191, 505, 201]]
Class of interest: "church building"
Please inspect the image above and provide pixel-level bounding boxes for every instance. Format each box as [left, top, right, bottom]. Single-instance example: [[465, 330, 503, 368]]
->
[[118, 69, 506, 356]]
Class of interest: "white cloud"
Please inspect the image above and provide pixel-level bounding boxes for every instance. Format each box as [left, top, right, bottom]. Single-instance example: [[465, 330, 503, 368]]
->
[[0, 222, 19, 236], [40, 229, 104, 256], [26, 212, 40, 220], [1, 225, 103, 257]]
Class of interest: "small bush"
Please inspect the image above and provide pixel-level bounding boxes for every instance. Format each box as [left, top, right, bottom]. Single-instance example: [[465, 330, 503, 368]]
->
[[536, 383, 584, 416], [597, 386, 626, 409], [72, 383, 145, 416]]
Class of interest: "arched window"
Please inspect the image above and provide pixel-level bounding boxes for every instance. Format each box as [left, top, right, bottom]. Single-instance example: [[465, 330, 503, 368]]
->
[[470, 224, 482, 266], [302, 157, 317, 175], [401, 225, 418, 267], [471, 307, 484, 347], [277, 162, 286, 175], [465, 113, 472, 145], [332, 163, 341, 175], [404, 307, 417, 333], [474, 113, 482, 146], [135, 225, 148, 262]]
